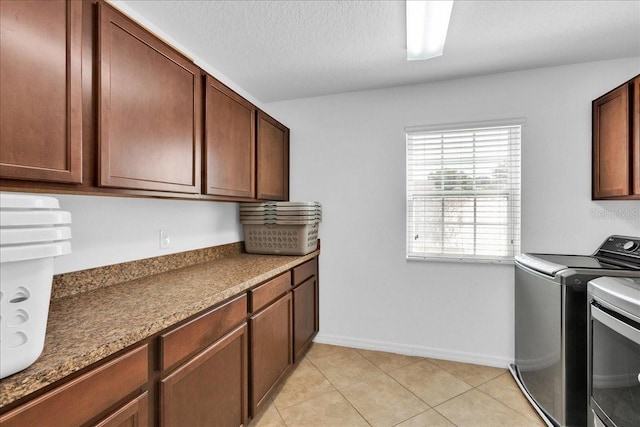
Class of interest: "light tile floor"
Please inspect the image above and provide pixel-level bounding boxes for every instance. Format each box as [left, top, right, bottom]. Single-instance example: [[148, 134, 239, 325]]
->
[[249, 343, 546, 427]]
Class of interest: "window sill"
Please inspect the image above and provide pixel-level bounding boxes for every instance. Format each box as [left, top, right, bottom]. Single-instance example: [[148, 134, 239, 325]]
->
[[406, 255, 516, 265]]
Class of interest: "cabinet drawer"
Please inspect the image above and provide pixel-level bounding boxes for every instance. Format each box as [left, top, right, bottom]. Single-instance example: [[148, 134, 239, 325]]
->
[[160, 294, 247, 372], [249, 272, 291, 313], [0, 345, 148, 427], [293, 258, 317, 286]]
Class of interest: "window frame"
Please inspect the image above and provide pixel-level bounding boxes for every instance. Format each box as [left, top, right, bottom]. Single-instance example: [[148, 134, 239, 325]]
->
[[405, 118, 525, 264]]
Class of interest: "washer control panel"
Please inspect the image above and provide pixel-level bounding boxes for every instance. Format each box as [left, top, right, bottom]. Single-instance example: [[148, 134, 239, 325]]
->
[[598, 236, 640, 258]]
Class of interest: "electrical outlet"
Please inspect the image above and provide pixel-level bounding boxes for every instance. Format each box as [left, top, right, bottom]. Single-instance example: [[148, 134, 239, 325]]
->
[[159, 229, 171, 249]]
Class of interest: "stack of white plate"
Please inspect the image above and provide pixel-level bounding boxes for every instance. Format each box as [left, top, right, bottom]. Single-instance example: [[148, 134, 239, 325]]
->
[[0, 193, 72, 379], [239, 202, 322, 255]]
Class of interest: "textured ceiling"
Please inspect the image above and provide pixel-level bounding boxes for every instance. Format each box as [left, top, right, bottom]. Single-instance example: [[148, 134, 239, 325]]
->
[[116, 0, 640, 103]]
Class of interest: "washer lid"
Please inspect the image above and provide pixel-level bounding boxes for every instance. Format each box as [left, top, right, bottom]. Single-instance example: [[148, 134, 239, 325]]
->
[[516, 253, 627, 276], [515, 253, 565, 275], [589, 276, 640, 320]]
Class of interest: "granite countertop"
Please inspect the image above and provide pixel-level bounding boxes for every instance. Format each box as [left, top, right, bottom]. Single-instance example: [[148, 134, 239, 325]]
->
[[0, 249, 319, 409]]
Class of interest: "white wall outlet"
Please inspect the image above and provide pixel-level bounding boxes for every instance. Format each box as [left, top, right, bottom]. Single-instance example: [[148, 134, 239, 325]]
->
[[159, 229, 171, 249]]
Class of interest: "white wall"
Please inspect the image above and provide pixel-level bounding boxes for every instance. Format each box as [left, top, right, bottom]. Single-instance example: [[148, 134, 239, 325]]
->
[[41, 194, 242, 274], [267, 58, 640, 367]]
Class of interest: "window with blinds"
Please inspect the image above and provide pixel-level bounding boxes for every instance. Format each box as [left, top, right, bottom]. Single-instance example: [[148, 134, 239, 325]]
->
[[406, 120, 522, 262]]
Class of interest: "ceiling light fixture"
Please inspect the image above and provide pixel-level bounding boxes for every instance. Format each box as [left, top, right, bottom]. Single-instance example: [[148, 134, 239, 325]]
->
[[406, 0, 454, 61]]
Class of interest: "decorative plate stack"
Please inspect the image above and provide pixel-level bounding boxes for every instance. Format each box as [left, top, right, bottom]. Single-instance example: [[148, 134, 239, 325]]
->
[[0, 193, 72, 378], [240, 202, 322, 255]]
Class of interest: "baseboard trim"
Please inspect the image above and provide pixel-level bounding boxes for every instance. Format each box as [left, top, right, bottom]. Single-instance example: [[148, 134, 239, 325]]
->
[[313, 333, 512, 368]]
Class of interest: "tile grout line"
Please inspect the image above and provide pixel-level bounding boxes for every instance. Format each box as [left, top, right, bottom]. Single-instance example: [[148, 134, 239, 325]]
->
[[271, 357, 338, 416], [305, 354, 374, 426], [334, 386, 375, 427], [266, 345, 543, 427], [355, 353, 510, 426], [352, 347, 475, 427], [352, 349, 464, 426], [472, 384, 545, 425]]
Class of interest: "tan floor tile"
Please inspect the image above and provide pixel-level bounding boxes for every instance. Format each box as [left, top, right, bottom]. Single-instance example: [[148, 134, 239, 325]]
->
[[435, 389, 541, 426], [357, 349, 422, 373], [279, 390, 370, 427], [340, 374, 429, 427], [478, 373, 546, 425], [428, 358, 506, 387], [388, 359, 472, 407], [272, 358, 336, 410], [395, 409, 455, 427], [305, 342, 350, 361], [310, 348, 385, 389], [249, 400, 286, 427]]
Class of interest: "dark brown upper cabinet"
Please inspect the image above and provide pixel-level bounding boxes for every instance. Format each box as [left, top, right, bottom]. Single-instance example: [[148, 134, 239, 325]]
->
[[98, 2, 201, 194], [256, 111, 289, 201], [1, 1, 290, 202], [593, 74, 640, 200], [0, 0, 83, 183], [204, 76, 256, 198]]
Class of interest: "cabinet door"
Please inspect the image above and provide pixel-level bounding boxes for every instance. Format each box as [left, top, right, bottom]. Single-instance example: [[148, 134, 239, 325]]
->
[[293, 276, 318, 362], [250, 292, 292, 416], [160, 324, 248, 427], [98, 3, 201, 193], [204, 76, 255, 198], [0, 0, 82, 183], [256, 111, 289, 201], [593, 84, 630, 198], [633, 76, 640, 195]]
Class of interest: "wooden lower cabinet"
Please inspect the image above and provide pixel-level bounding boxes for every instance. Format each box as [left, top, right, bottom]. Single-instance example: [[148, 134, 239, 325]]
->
[[293, 276, 318, 362], [0, 345, 148, 427], [250, 292, 293, 416], [160, 324, 248, 427]]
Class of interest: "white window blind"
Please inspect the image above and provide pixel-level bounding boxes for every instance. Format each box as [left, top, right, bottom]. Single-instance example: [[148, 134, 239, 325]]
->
[[406, 121, 522, 262]]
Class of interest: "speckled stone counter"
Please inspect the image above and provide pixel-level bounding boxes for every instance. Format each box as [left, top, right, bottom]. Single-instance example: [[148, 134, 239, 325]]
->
[[0, 246, 319, 409]]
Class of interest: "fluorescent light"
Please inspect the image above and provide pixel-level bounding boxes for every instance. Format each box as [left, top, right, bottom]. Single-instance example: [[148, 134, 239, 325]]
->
[[406, 0, 454, 61]]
